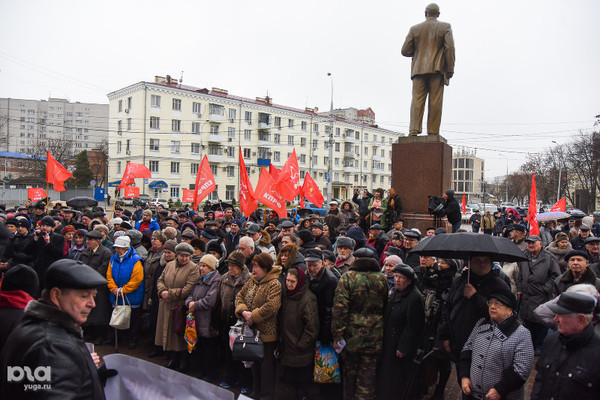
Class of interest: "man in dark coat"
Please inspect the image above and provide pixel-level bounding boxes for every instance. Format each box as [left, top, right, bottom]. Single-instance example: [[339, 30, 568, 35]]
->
[[400, 230, 421, 269], [368, 224, 390, 258], [311, 222, 333, 251], [442, 189, 461, 233], [6, 218, 34, 265], [378, 264, 425, 400], [439, 255, 511, 365], [0, 259, 108, 400], [24, 215, 64, 283], [353, 189, 374, 233], [306, 249, 339, 346], [532, 292, 600, 399], [555, 250, 600, 293]]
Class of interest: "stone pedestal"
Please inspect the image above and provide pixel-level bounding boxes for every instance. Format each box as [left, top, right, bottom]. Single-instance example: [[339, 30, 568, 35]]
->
[[391, 135, 453, 233]]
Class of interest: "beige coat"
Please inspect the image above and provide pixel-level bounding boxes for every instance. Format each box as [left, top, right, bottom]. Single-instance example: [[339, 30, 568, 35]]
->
[[155, 260, 200, 351]]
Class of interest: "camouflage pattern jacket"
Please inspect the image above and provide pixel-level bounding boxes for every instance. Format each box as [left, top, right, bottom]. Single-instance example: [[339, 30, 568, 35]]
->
[[332, 257, 388, 354]]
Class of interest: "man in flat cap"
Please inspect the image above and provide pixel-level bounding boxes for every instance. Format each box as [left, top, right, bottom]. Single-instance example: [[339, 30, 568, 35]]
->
[[0, 259, 107, 399], [532, 292, 600, 399], [555, 250, 600, 293], [25, 215, 64, 283], [402, 3, 455, 136]]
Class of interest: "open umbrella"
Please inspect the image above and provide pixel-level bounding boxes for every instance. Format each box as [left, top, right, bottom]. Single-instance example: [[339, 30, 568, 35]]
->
[[567, 209, 586, 219], [66, 196, 98, 209], [410, 232, 528, 262], [211, 202, 233, 212], [537, 211, 570, 222]]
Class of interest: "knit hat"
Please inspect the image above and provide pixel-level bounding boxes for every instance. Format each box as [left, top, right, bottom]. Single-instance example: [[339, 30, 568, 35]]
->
[[143, 210, 153, 217], [163, 239, 178, 253], [199, 254, 217, 271], [113, 236, 131, 248], [1, 264, 39, 298], [40, 216, 55, 227], [383, 255, 403, 266], [175, 242, 194, 255], [62, 225, 77, 235], [226, 251, 246, 269], [252, 252, 274, 272], [296, 229, 314, 244]]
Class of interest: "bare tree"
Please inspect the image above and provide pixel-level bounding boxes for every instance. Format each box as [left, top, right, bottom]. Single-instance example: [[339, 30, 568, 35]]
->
[[0, 113, 8, 149], [24, 138, 75, 184]]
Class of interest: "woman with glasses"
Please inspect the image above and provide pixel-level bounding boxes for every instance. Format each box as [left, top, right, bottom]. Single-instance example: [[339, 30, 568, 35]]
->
[[459, 287, 534, 400]]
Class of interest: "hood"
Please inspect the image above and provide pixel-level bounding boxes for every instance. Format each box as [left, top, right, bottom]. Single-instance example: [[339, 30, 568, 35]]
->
[[276, 243, 299, 270], [125, 229, 143, 246], [341, 201, 355, 213], [252, 265, 282, 284], [258, 229, 272, 247], [346, 226, 366, 247]]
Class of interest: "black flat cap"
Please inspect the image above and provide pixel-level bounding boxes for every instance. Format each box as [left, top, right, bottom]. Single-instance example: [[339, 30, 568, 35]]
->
[[353, 247, 377, 259], [489, 286, 518, 310], [86, 230, 103, 240], [246, 223, 261, 234], [280, 220, 295, 229], [404, 230, 420, 240], [393, 264, 416, 281], [45, 259, 107, 290], [384, 246, 403, 257], [584, 237, 600, 244], [510, 224, 527, 233], [549, 292, 596, 315], [311, 222, 324, 230], [120, 221, 132, 230], [304, 249, 323, 262], [565, 250, 590, 262]]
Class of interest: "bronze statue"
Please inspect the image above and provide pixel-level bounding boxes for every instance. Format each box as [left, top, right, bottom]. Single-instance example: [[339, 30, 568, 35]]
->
[[401, 3, 455, 136]]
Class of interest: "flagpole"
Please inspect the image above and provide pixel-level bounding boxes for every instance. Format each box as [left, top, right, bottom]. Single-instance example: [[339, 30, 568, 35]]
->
[[46, 182, 49, 209]]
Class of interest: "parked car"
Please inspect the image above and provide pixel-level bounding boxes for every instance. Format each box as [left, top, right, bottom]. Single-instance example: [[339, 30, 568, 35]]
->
[[133, 194, 152, 206], [293, 201, 327, 216], [150, 198, 168, 208], [115, 196, 133, 206], [462, 207, 474, 223]]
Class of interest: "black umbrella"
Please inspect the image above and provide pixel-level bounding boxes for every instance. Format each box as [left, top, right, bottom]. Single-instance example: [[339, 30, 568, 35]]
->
[[295, 208, 312, 217], [66, 196, 98, 209], [410, 232, 528, 262], [211, 202, 233, 212], [567, 209, 586, 219]]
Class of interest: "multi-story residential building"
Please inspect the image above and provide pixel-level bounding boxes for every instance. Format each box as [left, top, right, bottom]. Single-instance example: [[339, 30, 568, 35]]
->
[[452, 148, 485, 203], [106, 75, 401, 202], [0, 97, 108, 156]]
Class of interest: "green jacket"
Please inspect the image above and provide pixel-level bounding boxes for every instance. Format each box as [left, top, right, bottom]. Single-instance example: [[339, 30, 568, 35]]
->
[[332, 257, 388, 354], [368, 197, 388, 229]]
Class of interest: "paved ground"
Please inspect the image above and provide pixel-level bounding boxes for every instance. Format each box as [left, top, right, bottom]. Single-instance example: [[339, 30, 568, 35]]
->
[[94, 337, 537, 399]]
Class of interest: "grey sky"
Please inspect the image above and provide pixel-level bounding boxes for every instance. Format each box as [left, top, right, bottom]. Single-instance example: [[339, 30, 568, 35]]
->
[[1, 0, 598, 180]]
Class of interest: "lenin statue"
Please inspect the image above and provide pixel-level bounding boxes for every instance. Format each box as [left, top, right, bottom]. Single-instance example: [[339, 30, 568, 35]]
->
[[402, 3, 455, 136]]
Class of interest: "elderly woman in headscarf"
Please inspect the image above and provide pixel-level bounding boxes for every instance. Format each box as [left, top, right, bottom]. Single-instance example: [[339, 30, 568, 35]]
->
[[67, 229, 87, 260], [279, 266, 319, 399], [460, 287, 534, 400], [155, 242, 200, 372], [379, 264, 425, 400], [381, 255, 403, 295], [186, 254, 221, 381], [546, 232, 572, 273], [62, 225, 76, 256]]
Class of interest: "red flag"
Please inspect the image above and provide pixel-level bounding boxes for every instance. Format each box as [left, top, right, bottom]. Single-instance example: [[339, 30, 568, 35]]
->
[[550, 197, 566, 212], [461, 194, 466, 214], [528, 174, 540, 235], [276, 149, 301, 202], [269, 164, 281, 182], [117, 162, 152, 190], [193, 155, 216, 210], [254, 167, 287, 218], [28, 187, 47, 202], [46, 151, 72, 191], [239, 148, 258, 218], [301, 172, 324, 208], [182, 188, 195, 202], [124, 186, 140, 198]]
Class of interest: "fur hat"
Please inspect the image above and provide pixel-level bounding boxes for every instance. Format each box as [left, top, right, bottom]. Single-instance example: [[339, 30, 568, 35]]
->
[[252, 252, 274, 272], [335, 236, 355, 250], [163, 239, 178, 253], [226, 251, 246, 269]]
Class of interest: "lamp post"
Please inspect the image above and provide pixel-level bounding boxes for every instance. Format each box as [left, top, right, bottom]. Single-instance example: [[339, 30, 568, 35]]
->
[[552, 140, 562, 202], [327, 73, 334, 203]]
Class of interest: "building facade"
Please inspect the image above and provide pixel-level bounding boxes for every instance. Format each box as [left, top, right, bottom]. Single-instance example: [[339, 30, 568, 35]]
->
[[452, 149, 485, 204], [0, 97, 108, 156], [106, 76, 401, 202]]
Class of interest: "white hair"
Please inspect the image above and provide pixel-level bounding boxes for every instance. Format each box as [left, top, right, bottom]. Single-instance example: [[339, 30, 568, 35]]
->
[[239, 236, 255, 249]]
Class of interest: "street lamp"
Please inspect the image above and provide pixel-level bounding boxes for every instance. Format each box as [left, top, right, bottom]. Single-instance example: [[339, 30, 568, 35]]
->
[[327, 73, 334, 203], [552, 140, 562, 202]]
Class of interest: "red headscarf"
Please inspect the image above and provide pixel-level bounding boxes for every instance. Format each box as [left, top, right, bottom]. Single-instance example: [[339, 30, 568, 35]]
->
[[286, 266, 305, 296]]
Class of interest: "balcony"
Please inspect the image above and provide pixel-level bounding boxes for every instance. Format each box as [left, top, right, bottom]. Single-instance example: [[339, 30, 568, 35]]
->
[[344, 150, 355, 157], [208, 113, 224, 123], [258, 122, 271, 130], [258, 133, 271, 146], [207, 133, 225, 143], [344, 165, 359, 173], [372, 153, 383, 161], [207, 153, 224, 163]]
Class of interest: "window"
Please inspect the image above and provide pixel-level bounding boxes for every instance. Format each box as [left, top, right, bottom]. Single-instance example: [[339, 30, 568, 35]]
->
[[191, 163, 199, 174], [274, 117, 281, 128], [324, 156, 329, 166], [274, 152, 280, 162], [191, 143, 200, 154], [226, 146, 235, 158], [171, 186, 180, 199], [301, 121, 307, 131], [336, 127, 341, 137], [312, 155, 317, 165], [364, 133, 369, 141], [335, 142, 340, 152], [380, 176, 384, 184], [117, 141, 122, 153], [245, 111, 252, 124], [118, 100, 123, 112], [354, 174, 359, 183], [299, 154, 306, 164], [173, 99, 182, 110], [149, 138, 159, 151], [355, 131, 360, 140], [313, 123, 319, 133], [170, 162, 180, 174], [274, 134, 280, 144], [151, 95, 161, 107], [117, 120, 122, 134], [288, 119, 294, 128], [226, 166, 235, 177], [259, 131, 270, 141], [244, 129, 252, 141], [228, 108, 236, 123], [364, 161, 368, 168], [258, 147, 270, 159], [150, 117, 160, 129], [210, 165, 218, 176], [192, 122, 201, 134], [149, 160, 159, 172], [192, 102, 201, 114], [172, 119, 181, 132], [127, 97, 132, 109], [335, 158, 340, 166], [126, 139, 131, 154], [312, 139, 318, 149], [127, 118, 132, 131], [171, 141, 180, 153], [243, 148, 251, 158], [209, 104, 224, 115], [364, 146, 369, 156], [228, 127, 236, 139], [210, 125, 219, 135], [381, 149, 385, 157], [226, 185, 235, 201], [117, 161, 122, 174], [208, 145, 221, 156], [209, 185, 219, 201], [288, 136, 294, 145], [300, 138, 306, 147], [258, 113, 270, 125], [300, 170, 306, 179]]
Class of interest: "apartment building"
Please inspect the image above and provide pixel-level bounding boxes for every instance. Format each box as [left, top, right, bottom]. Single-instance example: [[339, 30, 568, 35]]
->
[[452, 148, 485, 203], [106, 76, 401, 202]]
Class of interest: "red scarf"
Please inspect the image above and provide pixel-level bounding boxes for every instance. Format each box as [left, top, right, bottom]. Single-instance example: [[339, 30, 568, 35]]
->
[[0, 290, 35, 309], [287, 266, 306, 296]]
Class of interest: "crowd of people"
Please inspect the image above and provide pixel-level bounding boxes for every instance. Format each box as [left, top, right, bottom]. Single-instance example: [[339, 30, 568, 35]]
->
[[0, 187, 599, 400]]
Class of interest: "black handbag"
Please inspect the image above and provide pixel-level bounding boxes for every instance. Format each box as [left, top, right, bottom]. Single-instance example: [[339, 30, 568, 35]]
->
[[231, 323, 264, 362]]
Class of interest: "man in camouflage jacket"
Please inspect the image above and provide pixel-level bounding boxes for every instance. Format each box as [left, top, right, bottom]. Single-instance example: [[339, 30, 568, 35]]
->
[[332, 254, 388, 400]]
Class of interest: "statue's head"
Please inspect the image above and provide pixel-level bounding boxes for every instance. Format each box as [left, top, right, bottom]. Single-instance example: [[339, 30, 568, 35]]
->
[[425, 3, 440, 17]]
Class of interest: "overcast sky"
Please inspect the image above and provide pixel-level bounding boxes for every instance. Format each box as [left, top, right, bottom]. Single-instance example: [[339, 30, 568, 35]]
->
[[1, 0, 598, 179]]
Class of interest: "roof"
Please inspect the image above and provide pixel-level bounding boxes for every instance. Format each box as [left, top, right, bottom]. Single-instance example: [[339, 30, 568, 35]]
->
[[0, 152, 46, 160]]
